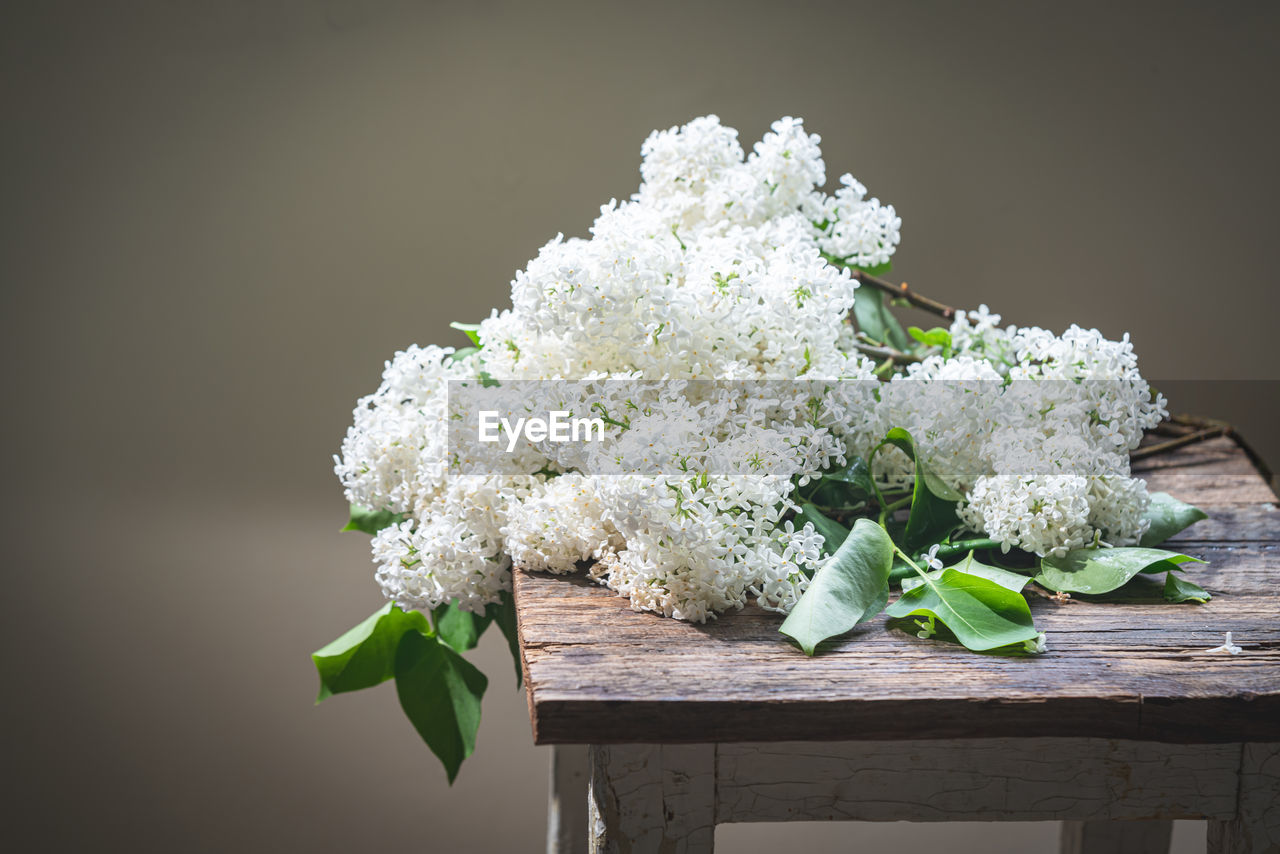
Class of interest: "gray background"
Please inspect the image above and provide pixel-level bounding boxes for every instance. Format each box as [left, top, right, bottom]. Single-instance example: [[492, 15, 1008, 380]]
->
[[2, 1, 1276, 851]]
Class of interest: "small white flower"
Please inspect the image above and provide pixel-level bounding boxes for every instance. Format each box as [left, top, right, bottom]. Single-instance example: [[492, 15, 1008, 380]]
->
[[1207, 632, 1242, 655], [923, 544, 944, 571], [1023, 632, 1048, 654]]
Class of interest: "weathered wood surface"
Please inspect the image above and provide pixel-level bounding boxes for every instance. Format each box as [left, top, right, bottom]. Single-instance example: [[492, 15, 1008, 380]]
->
[[715, 739, 1240, 823], [577, 738, 1272, 851], [1207, 742, 1280, 853], [587, 744, 714, 854], [517, 435, 1280, 745]]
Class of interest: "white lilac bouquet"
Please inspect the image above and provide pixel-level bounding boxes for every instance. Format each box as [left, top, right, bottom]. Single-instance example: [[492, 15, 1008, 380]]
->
[[312, 116, 1211, 781]]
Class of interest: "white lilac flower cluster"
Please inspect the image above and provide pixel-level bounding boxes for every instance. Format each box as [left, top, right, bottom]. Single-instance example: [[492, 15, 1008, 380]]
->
[[944, 307, 1167, 555], [335, 115, 1165, 623]]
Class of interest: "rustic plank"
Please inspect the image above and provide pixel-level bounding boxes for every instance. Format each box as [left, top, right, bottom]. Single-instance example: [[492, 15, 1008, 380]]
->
[[587, 744, 714, 854], [517, 436, 1280, 745], [1132, 434, 1263, 474], [714, 739, 1239, 823], [1134, 436, 1277, 506], [1207, 743, 1280, 853], [1161, 505, 1280, 544]]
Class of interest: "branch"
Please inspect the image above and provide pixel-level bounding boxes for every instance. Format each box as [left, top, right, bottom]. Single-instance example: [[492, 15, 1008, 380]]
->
[[1131, 423, 1230, 460], [1170, 413, 1232, 431], [850, 270, 958, 320], [853, 341, 922, 364], [1133, 414, 1232, 461], [1028, 582, 1075, 604]]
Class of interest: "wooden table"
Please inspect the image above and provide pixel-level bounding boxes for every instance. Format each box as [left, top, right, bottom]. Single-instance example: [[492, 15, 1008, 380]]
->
[[514, 435, 1280, 853]]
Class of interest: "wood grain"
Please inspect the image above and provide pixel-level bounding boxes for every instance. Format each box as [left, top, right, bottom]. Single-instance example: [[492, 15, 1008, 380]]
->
[[1207, 742, 1280, 853], [714, 739, 1240, 823], [587, 744, 714, 854], [517, 435, 1280, 745]]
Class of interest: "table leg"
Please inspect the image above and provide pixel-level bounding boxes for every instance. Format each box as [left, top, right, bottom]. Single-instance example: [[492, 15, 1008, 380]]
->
[[1059, 820, 1172, 853], [587, 744, 715, 854], [1208, 744, 1280, 854], [549, 745, 590, 854]]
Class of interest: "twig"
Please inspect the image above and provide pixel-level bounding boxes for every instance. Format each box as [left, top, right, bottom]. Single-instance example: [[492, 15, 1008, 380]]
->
[[854, 342, 922, 365], [850, 270, 958, 320], [1133, 414, 1233, 461], [1028, 582, 1075, 604], [1131, 426, 1228, 460], [1151, 422, 1187, 437]]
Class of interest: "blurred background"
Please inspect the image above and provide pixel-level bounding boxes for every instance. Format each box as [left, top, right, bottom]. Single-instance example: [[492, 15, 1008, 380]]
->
[[2, 1, 1276, 851]]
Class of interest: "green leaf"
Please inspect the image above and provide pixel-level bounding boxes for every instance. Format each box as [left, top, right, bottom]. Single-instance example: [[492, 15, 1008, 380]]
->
[[432, 601, 492, 653], [796, 503, 850, 557], [449, 321, 482, 346], [853, 287, 909, 351], [851, 261, 893, 277], [780, 519, 895, 655], [797, 458, 874, 513], [1163, 572, 1212, 604], [394, 631, 488, 784], [1035, 547, 1206, 595], [902, 551, 1030, 594], [1140, 492, 1208, 547], [873, 428, 962, 552], [484, 590, 523, 688], [823, 457, 875, 495], [341, 504, 406, 535], [312, 603, 431, 702], [448, 346, 480, 363], [907, 326, 952, 350], [886, 566, 1040, 652]]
